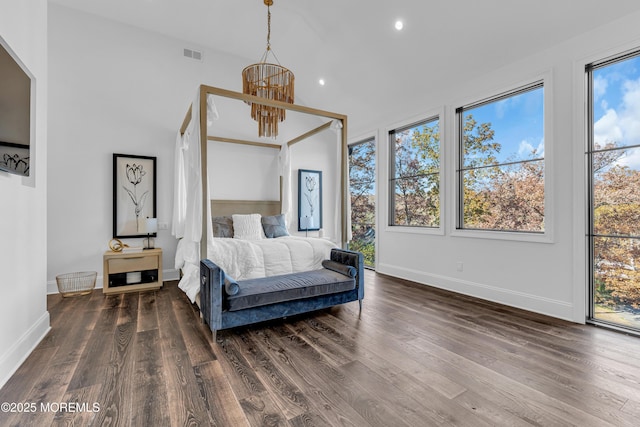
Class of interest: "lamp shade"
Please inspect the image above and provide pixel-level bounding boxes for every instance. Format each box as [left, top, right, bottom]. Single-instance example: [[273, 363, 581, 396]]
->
[[145, 217, 158, 234], [300, 216, 314, 230]]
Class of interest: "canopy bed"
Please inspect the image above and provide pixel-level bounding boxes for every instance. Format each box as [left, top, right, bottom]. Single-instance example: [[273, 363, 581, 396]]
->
[[173, 84, 353, 308]]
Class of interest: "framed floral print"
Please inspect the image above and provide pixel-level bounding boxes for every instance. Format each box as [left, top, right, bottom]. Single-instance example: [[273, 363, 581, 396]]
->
[[113, 153, 157, 238], [298, 169, 322, 231]]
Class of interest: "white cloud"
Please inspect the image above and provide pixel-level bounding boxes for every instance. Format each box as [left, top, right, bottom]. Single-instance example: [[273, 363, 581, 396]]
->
[[619, 79, 640, 144], [518, 140, 533, 156], [593, 75, 608, 101], [595, 76, 640, 148], [594, 108, 623, 146], [616, 147, 640, 170], [518, 138, 544, 157], [537, 138, 545, 157], [494, 98, 510, 119]]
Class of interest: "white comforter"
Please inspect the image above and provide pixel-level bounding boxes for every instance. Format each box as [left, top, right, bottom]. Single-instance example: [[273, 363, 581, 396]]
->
[[176, 236, 337, 303]]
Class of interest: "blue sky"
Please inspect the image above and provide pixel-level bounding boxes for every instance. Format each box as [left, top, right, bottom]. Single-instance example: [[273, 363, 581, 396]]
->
[[593, 54, 640, 170], [360, 55, 640, 185], [464, 86, 544, 165]]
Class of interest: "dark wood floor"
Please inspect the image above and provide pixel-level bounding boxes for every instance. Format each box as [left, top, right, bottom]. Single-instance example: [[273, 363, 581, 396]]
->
[[1, 271, 640, 426]]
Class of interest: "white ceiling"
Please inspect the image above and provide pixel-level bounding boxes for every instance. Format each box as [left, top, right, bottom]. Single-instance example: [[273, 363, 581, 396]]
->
[[49, 0, 640, 140]]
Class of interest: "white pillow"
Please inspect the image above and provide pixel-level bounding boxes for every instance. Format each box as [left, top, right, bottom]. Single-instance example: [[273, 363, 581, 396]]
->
[[232, 214, 266, 240]]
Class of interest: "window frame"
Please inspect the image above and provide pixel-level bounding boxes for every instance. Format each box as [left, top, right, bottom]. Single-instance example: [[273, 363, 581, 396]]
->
[[348, 135, 377, 268], [386, 109, 445, 235], [585, 48, 640, 332], [450, 74, 554, 243]]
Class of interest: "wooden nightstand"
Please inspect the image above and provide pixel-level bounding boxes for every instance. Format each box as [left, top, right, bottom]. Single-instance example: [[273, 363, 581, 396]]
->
[[103, 248, 163, 294]]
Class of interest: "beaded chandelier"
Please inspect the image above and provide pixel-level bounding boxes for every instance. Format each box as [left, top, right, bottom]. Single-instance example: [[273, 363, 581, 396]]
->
[[242, 0, 294, 138]]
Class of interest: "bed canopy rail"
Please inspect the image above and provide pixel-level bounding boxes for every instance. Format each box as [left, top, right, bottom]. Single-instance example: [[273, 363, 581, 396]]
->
[[179, 84, 349, 259], [208, 135, 281, 150]]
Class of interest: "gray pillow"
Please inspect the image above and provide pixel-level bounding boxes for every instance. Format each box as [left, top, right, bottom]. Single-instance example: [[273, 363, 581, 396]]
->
[[224, 275, 240, 296], [261, 214, 289, 238], [322, 259, 357, 278], [212, 216, 233, 238]]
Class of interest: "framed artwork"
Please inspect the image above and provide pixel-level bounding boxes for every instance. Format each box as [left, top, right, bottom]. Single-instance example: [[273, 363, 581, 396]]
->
[[298, 169, 322, 231], [113, 153, 157, 238], [0, 141, 29, 176]]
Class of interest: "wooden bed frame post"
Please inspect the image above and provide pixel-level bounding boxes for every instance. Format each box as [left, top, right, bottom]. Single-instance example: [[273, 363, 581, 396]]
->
[[199, 85, 209, 260], [341, 120, 348, 247]]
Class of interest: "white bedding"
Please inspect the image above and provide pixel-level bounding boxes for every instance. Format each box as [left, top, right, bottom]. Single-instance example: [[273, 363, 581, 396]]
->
[[176, 236, 337, 303]]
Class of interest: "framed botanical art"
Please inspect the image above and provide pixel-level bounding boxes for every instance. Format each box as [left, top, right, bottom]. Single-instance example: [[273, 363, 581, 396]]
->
[[113, 153, 157, 238], [298, 169, 322, 231]]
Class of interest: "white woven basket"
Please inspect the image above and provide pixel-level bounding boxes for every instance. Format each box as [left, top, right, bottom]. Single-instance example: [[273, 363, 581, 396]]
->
[[56, 271, 97, 297]]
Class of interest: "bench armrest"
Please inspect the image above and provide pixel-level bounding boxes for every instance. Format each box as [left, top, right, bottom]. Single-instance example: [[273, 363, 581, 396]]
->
[[200, 259, 224, 331], [330, 248, 364, 300]]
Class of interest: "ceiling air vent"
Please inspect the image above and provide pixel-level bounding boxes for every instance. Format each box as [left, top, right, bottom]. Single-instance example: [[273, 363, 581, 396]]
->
[[183, 48, 202, 61]]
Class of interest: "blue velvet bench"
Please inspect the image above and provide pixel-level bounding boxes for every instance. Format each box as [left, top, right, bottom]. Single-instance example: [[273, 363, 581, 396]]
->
[[199, 248, 364, 340]]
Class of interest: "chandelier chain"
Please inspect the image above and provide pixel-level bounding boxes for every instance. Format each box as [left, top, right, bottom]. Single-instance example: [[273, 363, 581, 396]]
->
[[242, 0, 294, 138], [266, 5, 271, 51]]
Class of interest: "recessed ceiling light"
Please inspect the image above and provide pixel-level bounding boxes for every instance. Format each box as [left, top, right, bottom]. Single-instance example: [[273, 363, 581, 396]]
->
[[319, 79, 326, 86], [395, 20, 404, 31]]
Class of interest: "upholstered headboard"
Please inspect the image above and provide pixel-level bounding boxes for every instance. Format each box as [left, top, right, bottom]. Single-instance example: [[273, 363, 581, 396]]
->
[[211, 200, 281, 217]]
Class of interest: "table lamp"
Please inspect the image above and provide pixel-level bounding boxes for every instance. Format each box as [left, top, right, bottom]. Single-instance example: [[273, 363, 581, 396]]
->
[[145, 217, 157, 249]]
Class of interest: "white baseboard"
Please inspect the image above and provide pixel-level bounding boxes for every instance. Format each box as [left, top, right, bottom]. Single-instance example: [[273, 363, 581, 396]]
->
[[0, 311, 50, 390], [47, 268, 181, 295], [377, 263, 576, 322]]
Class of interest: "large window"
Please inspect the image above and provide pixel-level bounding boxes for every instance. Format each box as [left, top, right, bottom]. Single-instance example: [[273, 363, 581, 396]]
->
[[456, 83, 544, 233], [588, 51, 640, 331], [389, 117, 440, 227], [349, 138, 375, 268]]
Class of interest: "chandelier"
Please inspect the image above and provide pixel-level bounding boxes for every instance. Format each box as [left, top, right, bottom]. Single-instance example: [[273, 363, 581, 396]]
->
[[242, 0, 295, 138]]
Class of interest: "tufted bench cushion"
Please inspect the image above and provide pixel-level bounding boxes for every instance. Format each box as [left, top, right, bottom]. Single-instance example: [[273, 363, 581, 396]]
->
[[199, 248, 364, 339], [226, 268, 355, 312]]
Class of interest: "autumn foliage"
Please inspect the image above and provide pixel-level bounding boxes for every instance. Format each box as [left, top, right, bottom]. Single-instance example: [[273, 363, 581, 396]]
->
[[351, 118, 639, 313], [349, 140, 376, 266], [593, 152, 640, 309]]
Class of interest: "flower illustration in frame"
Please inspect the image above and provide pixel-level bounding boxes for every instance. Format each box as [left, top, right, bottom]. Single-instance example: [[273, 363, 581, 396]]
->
[[298, 169, 322, 231], [113, 153, 157, 238]]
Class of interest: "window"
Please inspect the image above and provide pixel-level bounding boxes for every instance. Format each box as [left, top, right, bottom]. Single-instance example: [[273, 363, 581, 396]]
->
[[587, 50, 640, 331], [456, 83, 544, 233], [349, 138, 376, 267], [389, 117, 440, 227]]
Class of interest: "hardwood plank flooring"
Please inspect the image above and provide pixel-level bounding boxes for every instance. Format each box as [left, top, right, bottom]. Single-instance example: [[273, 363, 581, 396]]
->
[[1, 271, 640, 426]]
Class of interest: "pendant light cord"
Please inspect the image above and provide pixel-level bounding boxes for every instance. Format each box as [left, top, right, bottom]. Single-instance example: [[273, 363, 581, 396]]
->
[[266, 4, 271, 52]]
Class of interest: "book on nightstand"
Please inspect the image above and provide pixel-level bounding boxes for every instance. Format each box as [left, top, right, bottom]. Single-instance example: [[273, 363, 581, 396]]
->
[[121, 246, 144, 253]]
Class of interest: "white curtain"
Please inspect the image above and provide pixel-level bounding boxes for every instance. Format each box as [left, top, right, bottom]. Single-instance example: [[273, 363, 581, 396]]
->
[[332, 119, 351, 245], [174, 90, 218, 299], [278, 143, 292, 227], [172, 130, 187, 239], [173, 89, 204, 273], [172, 91, 221, 241], [207, 93, 219, 127], [183, 92, 203, 243]]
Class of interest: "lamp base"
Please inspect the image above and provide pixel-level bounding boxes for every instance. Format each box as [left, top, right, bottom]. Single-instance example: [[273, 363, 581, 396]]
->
[[143, 235, 155, 250]]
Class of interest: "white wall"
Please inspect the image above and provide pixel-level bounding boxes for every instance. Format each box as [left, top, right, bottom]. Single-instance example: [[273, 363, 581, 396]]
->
[[373, 11, 640, 323], [290, 131, 340, 241], [48, 5, 341, 291], [0, 0, 49, 389], [207, 132, 340, 240], [208, 141, 280, 201], [47, 5, 244, 290]]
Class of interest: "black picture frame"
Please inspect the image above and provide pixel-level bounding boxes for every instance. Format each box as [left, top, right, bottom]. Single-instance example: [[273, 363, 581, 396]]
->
[[113, 153, 157, 238], [298, 169, 322, 231]]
